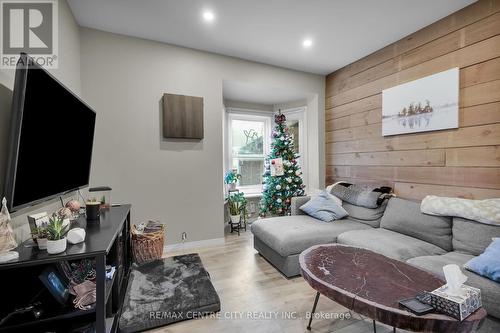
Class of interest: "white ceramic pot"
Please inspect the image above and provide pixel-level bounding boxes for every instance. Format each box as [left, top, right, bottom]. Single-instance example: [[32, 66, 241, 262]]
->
[[37, 238, 48, 250], [230, 214, 240, 224], [47, 238, 67, 254]]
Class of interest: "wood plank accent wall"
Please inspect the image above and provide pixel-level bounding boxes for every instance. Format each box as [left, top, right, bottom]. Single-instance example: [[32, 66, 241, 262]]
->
[[325, 0, 500, 201]]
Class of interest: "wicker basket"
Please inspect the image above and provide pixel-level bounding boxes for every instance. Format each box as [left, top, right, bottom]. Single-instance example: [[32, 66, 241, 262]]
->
[[131, 223, 165, 264]]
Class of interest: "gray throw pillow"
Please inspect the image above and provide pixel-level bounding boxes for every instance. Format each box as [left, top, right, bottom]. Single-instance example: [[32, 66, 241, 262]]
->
[[453, 217, 500, 256], [381, 197, 452, 251], [330, 184, 381, 209], [300, 190, 348, 222], [343, 198, 389, 227]]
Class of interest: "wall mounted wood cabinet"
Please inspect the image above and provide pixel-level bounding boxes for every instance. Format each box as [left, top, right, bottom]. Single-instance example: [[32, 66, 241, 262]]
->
[[162, 93, 204, 139]]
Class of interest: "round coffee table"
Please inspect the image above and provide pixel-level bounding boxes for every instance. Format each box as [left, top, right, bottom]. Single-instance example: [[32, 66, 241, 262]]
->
[[299, 244, 486, 333]]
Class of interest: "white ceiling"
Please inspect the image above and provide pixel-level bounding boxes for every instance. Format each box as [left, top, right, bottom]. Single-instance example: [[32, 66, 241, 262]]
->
[[223, 80, 310, 105], [68, 0, 475, 75]]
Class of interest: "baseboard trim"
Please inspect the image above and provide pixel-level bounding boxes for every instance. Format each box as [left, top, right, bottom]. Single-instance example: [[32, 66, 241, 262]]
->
[[164, 238, 225, 253]]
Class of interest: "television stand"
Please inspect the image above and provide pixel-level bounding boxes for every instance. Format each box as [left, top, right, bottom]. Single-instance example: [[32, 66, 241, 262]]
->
[[0, 205, 132, 333]]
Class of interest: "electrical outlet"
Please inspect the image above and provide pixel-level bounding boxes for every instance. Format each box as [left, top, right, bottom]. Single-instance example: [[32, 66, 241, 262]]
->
[[249, 202, 256, 214], [181, 232, 187, 242]]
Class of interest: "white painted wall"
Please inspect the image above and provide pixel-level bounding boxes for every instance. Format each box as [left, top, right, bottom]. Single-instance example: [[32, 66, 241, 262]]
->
[[223, 100, 274, 112], [80, 28, 325, 244], [0, 0, 82, 242]]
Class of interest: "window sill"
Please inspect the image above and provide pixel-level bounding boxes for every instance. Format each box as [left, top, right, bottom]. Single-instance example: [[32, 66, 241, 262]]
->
[[242, 192, 261, 199], [224, 191, 261, 202]]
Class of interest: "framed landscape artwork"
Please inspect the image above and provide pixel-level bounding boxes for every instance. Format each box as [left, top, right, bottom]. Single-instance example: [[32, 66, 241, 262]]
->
[[382, 67, 459, 136]]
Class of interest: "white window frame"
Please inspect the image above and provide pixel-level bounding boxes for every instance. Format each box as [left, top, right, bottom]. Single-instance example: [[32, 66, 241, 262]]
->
[[225, 108, 272, 195], [282, 107, 308, 188]]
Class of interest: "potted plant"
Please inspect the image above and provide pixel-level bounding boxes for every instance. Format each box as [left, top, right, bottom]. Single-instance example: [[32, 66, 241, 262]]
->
[[32, 225, 49, 250], [46, 214, 69, 254], [228, 192, 246, 224], [224, 169, 241, 190]]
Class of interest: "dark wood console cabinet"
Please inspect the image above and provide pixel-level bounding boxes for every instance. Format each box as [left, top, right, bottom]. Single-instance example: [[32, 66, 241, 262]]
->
[[0, 205, 132, 333]]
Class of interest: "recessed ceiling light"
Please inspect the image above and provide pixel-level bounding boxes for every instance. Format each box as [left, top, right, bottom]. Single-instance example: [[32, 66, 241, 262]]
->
[[302, 39, 313, 48], [203, 10, 215, 22]]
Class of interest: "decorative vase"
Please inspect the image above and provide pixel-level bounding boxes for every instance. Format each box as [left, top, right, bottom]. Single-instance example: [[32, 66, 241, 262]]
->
[[37, 238, 48, 250], [230, 214, 240, 224], [47, 238, 67, 254], [228, 183, 236, 191]]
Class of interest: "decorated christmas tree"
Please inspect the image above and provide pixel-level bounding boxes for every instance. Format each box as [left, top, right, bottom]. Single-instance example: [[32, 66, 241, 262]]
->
[[260, 111, 305, 216]]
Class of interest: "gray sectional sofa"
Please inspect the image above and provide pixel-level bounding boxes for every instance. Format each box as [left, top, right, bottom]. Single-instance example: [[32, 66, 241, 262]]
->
[[251, 196, 500, 320]]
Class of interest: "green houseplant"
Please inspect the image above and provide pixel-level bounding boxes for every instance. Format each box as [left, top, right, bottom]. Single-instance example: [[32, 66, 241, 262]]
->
[[224, 169, 241, 190], [32, 225, 49, 250], [228, 192, 247, 224], [46, 214, 69, 254]]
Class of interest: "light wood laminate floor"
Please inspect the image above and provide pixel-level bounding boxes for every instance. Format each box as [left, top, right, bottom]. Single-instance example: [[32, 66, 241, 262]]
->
[[149, 232, 499, 333]]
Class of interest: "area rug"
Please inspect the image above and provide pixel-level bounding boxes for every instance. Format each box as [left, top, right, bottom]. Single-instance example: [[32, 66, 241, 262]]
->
[[118, 253, 221, 333]]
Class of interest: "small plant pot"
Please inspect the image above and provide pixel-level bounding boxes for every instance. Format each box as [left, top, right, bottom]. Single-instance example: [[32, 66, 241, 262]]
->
[[47, 238, 67, 254], [230, 214, 240, 224], [228, 183, 236, 191], [36, 238, 48, 250]]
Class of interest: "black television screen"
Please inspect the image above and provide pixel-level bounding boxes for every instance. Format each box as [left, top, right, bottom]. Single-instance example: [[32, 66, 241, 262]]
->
[[4, 54, 96, 211]]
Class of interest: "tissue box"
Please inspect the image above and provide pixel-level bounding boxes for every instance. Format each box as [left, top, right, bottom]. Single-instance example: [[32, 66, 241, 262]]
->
[[425, 284, 482, 321]]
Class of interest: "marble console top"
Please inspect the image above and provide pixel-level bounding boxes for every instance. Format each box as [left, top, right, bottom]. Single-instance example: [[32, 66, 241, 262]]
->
[[299, 244, 486, 333]]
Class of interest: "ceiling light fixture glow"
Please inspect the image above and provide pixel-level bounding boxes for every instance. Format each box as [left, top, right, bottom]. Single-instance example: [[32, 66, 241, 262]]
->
[[302, 39, 313, 48], [203, 10, 215, 22]]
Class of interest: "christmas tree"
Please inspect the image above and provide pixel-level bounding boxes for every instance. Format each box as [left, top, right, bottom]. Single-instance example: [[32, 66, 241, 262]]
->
[[260, 111, 305, 216]]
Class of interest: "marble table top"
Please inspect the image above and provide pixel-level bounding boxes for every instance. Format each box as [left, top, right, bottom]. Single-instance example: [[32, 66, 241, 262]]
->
[[299, 244, 486, 333]]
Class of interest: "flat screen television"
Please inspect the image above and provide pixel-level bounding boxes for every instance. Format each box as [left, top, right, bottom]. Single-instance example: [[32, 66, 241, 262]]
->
[[3, 53, 96, 212]]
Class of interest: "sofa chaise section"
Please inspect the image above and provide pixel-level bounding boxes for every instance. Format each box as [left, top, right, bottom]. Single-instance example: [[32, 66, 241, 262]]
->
[[251, 215, 372, 258], [251, 215, 371, 277], [251, 195, 385, 277]]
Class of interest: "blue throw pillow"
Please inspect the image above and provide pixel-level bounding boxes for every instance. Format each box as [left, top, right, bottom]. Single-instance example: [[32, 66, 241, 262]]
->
[[300, 190, 348, 222], [464, 238, 500, 282]]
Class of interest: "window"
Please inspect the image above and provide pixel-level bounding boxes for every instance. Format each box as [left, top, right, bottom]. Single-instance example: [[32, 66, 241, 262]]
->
[[224, 107, 307, 194], [288, 119, 300, 153], [226, 110, 271, 194], [283, 107, 307, 187]]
